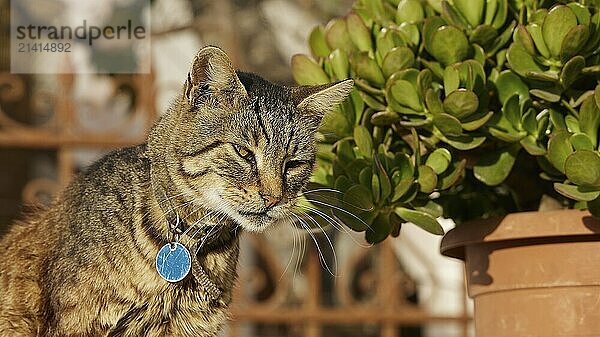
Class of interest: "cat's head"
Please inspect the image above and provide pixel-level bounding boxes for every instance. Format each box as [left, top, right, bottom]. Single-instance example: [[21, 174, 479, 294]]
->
[[151, 46, 352, 232]]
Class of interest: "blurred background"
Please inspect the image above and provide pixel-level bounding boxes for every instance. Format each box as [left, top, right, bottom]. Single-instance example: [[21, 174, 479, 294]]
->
[[0, 0, 472, 336]]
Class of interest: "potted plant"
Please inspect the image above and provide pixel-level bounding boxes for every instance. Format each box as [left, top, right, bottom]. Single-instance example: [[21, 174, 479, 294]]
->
[[291, 0, 600, 335]]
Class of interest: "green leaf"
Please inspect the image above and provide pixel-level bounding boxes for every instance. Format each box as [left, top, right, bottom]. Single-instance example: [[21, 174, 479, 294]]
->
[[391, 177, 414, 201], [382, 46, 415, 78], [398, 22, 420, 46], [418, 164, 438, 193], [425, 88, 444, 114], [470, 24, 498, 49], [529, 88, 561, 103], [554, 183, 600, 201], [375, 155, 392, 200], [441, 1, 468, 29], [394, 207, 444, 235], [352, 52, 385, 87], [325, 18, 355, 52], [442, 133, 487, 150], [371, 110, 401, 125], [291, 54, 330, 85], [454, 0, 484, 27], [428, 26, 470, 66], [506, 43, 544, 78], [560, 56, 585, 89], [520, 136, 546, 155], [337, 139, 355, 163], [416, 69, 432, 98], [473, 144, 520, 186], [560, 25, 589, 62], [567, 2, 590, 25], [389, 79, 422, 111], [443, 65, 460, 96], [564, 150, 600, 187], [334, 175, 353, 192], [413, 200, 444, 218], [438, 158, 466, 189], [396, 0, 425, 23], [526, 23, 550, 59], [461, 111, 493, 131], [484, 0, 498, 26], [359, 166, 373, 189], [371, 173, 381, 203], [433, 113, 463, 136], [443, 89, 479, 120], [329, 49, 350, 80], [547, 130, 574, 173], [542, 5, 578, 58], [491, 0, 507, 29], [343, 184, 375, 210], [346, 13, 373, 52], [514, 25, 536, 55], [358, 91, 386, 110], [494, 70, 530, 105], [579, 95, 600, 148], [366, 211, 391, 243], [570, 133, 594, 151], [309, 25, 331, 57], [425, 148, 452, 174], [354, 125, 373, 157]]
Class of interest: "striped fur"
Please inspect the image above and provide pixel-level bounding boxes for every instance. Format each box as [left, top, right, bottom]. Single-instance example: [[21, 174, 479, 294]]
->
[[0, 46, 352, 336]]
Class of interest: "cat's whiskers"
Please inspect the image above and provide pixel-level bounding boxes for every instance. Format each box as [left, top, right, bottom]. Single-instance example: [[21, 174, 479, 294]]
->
[[279, 214, 300, 281], [290, 212, 337, 277], [300, 198, 374, 231], [296, 204, 372, 249], [295, 210, 339, 277]]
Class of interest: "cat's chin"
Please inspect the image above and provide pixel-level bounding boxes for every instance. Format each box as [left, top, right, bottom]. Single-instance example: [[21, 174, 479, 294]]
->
[[234, 213, 274, 232]]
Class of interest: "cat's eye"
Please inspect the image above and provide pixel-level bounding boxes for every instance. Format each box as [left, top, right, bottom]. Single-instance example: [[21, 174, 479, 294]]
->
[[233, 144, 254, 162], [286, 160, 308, 170]]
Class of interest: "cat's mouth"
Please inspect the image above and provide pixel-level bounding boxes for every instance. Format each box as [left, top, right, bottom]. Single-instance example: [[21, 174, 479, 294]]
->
[[238, 209, 270, 217]]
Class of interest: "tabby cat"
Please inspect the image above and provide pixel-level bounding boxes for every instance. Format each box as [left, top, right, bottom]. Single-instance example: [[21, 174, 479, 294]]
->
[[0, 46, 353, 336]]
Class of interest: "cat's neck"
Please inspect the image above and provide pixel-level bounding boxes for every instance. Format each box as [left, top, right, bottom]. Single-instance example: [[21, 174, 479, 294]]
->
[[145, 165, 240, 305]]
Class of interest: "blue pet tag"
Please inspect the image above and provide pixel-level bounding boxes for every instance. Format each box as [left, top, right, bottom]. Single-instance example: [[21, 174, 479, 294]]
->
[[155, 242, 192, 282]]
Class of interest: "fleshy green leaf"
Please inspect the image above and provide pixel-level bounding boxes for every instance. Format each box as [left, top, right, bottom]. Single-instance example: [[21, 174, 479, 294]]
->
[[554, 183, 600, 201], [396, 0, 425, 24], [366, 211, 391, 243], [347, 13, 373, 52], [352, 52, 386, 87], [433, 113, 463, 136], [494, 70, 530, 105], [354, 125, 374, 157], [394, 207, 444, 235], [382, 46, 415, 78], [443, 89, 479, 120], [425, 148, 452, 174], [291, 54, 330, 85], [309, 25, 331, 57], [473, 144, 520, 186], [547, 130, 574, 173], [417, 164, 438, 193], [428, 26, 470, 66], [325, 18, 355, 52], [542, 5, 578, 58], [564, 150, 600, 187]]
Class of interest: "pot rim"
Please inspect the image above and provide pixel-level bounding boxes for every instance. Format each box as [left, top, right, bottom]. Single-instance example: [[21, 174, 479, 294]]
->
[[440, 209, 600, 260]]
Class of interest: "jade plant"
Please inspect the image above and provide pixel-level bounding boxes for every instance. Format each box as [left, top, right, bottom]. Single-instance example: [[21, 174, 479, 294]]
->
[[292, 0, 600, 243]]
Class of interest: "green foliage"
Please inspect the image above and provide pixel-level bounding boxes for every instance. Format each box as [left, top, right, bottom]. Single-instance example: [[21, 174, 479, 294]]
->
[[292, 0, 600, 243]]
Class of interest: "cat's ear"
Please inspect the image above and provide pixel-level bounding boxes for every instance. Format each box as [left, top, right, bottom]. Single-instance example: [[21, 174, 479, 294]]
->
[[184, 46, 247, 104], [292, 79, 354, 121]]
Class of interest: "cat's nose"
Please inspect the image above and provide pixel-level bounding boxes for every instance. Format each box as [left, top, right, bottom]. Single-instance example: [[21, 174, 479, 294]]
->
[[261, 193, 281, 208]]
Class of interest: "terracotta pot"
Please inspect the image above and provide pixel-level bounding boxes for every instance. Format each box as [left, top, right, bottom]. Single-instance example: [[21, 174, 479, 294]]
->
[[440, 209, 600, 337]]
